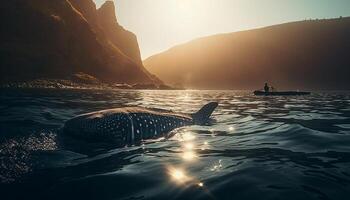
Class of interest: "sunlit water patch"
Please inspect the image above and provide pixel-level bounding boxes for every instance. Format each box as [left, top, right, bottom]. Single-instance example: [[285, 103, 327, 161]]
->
[[0, 89, 350, 200]]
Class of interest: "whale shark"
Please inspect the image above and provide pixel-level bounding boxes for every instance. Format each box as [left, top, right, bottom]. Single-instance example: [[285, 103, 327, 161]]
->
[[63, 102, 218, 146]]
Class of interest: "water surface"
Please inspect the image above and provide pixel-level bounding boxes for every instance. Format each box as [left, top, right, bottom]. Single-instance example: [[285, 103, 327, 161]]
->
[[1, 89, 350, 200]]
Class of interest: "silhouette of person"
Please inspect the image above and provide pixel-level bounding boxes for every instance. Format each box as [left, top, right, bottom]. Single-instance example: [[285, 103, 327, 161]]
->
[[264, 83, 270, 92]]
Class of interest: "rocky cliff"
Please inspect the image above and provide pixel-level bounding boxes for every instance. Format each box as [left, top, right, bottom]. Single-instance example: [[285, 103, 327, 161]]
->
[[97, 1, 144, 66], [0, 0, 159, 85], [144, 17, 350, 90]]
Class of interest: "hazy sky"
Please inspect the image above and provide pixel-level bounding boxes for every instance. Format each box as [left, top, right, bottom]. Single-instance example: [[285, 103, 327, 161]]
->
[[94, 0, 350, 59]]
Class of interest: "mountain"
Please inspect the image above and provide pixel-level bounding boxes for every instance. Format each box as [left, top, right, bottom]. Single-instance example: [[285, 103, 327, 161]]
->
[[0, 0, 159, 85], [69, 0, 143, 65], [144, 17, 350, 90], [97, 1, 143, 66]]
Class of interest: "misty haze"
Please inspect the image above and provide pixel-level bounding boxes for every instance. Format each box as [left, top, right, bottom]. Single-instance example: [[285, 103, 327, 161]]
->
[[1, 1, 350, 200]]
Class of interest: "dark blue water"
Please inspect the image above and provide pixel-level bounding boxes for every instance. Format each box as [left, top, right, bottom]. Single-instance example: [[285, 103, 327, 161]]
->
[[1, 89, 350, 200]]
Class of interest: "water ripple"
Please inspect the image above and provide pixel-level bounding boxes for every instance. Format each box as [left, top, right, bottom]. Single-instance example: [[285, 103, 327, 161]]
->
[[1, 89, 350, 200]]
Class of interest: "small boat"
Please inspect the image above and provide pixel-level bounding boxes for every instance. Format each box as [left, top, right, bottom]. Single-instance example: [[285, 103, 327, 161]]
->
[[254, 90, 311, 96]]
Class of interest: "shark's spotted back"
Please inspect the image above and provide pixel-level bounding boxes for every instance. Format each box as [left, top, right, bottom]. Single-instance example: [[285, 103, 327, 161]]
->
[[63, 102, 218, 146]]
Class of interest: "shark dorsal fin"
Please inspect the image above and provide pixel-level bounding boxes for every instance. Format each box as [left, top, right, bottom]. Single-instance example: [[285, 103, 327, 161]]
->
[[191, 102, 218, 124]]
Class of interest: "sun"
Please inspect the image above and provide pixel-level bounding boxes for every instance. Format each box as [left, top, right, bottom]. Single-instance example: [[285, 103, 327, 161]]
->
[[176, 0, 192, 11]]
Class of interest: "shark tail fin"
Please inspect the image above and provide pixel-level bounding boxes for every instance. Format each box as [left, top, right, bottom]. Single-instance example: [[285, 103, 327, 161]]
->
[[192, 102, 218, 124]]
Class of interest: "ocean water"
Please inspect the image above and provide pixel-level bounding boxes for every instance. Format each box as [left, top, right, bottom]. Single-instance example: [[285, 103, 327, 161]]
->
[[1, 89, 350, 200]]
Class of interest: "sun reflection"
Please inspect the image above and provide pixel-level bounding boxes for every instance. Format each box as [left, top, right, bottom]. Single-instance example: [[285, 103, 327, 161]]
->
[[182, 151, 197, 161], [184, 142, 194, 150], [201, 141, 209, 151], [210, 159, 223, 171], [177, 92, 192, 101], [228, 126, 235, 131], [182, 93, 190, 100], [180, 131, 196, 141], [167, 128, 211, 188], [168, 167, 190, 183], [173, 169, 185, 179], [209, 128, 216, 137]]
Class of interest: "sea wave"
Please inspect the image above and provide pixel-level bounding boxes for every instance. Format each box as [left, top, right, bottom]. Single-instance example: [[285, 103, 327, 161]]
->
[[0, 89, 350, 199]]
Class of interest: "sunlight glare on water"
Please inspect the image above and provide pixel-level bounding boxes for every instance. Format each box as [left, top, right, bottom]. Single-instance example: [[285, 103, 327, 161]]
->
[[179, 131, 196, 141], [182, 150, 197, 161], [168, 167, 191, 184], [1, 89, 350, 200]]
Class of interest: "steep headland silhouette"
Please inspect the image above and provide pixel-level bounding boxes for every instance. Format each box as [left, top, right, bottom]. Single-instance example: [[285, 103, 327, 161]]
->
[[144, 17, 350, 90], [0, 0, 159, 85]]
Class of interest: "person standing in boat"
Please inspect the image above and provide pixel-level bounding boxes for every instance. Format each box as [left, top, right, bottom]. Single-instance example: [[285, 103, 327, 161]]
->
[[264, 82, 270, 92]]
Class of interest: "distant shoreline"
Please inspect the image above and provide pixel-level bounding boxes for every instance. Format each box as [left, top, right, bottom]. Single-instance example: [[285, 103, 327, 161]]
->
[[0, 79, 182, 91], [2, 79, 350, 92]]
